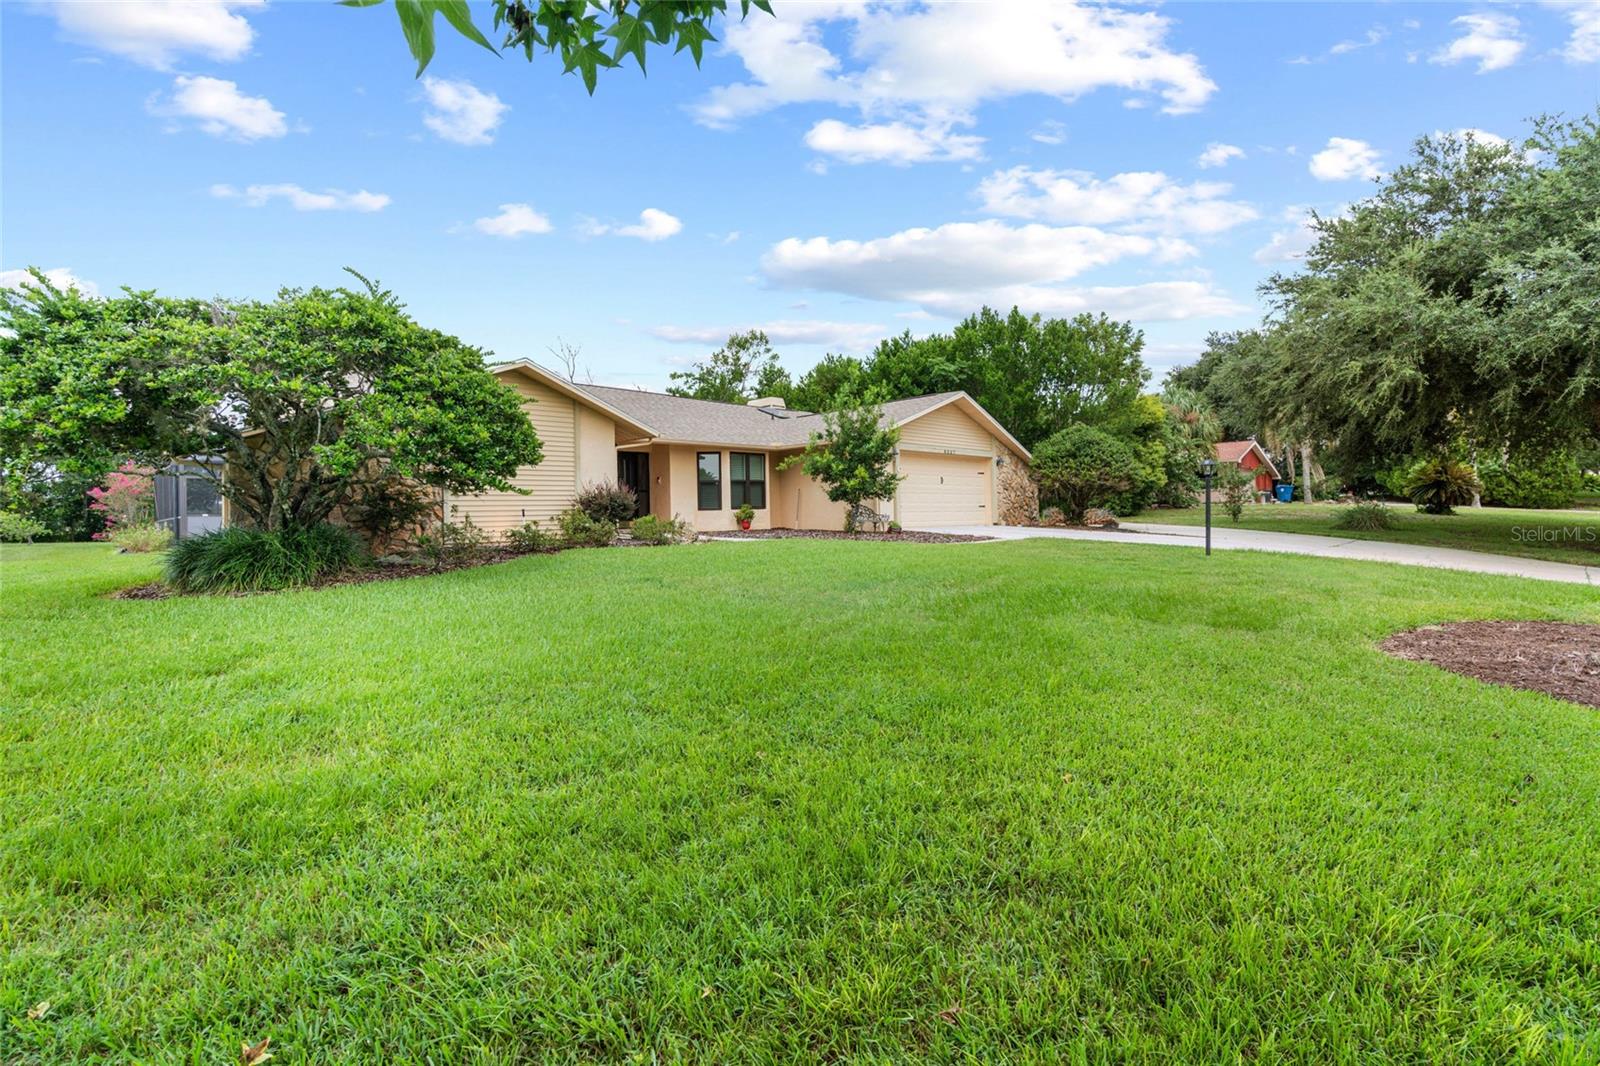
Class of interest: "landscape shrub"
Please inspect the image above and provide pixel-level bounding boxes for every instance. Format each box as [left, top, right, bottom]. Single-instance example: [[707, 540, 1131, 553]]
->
[[504, 519, 559, 553], [558, 507, 617, 548], [1403, 457, 1481, 515], [1038, 506, 1066, 527], [1333, 500, 1398, 531], [87, 463, 155, 539], [1031, 425, 1135, 521], [1478, 451, 1584, 509], [0, 511, 47, 543], [166, 524, 367, 593], [1216, 463, 1255, 522], [575, 481, 637, 524], [109, 522, 173, 553], [345, 482, 439, 550], [629, 514, 689, 545], [414, 517, 490, 569]]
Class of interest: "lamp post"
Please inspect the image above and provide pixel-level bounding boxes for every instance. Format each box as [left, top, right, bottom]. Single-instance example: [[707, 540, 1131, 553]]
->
[[1199, 458, 1216, 556]]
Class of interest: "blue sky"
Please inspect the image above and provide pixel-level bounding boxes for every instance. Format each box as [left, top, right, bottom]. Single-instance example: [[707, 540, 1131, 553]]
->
[[4, 1, 1597, 388]]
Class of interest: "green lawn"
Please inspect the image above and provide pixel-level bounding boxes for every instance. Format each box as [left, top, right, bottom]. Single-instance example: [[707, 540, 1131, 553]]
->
[[1131, 501, 1600, 566], [3, 542, 1598, 1063]]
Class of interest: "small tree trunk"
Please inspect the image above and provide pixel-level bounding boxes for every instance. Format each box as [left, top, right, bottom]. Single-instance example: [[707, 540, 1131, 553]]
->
[[1300, 441, 1315, 504]]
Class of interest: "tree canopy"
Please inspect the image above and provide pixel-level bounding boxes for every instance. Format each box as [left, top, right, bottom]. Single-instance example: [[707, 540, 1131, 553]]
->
[[351, 0, 772, 90], [0, 271, 543, 533], [666, 329, 786, 404]]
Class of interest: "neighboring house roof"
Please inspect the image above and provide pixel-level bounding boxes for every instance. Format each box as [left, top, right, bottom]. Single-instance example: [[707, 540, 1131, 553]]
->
[[1215, 439, 1281, 479]]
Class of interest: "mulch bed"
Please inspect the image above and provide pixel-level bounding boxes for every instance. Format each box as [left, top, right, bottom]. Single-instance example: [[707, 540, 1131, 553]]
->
[[709, 529, 994, 544], [1381, 621, 1600, 709]]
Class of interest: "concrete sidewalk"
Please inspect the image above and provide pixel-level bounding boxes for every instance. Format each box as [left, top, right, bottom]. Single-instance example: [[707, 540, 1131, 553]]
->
[[919, 522, 1599, 586]]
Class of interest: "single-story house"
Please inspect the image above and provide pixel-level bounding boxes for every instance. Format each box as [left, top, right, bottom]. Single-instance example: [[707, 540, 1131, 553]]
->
[[1215, 439, 1280, 494], [443, 360, 1036, 534]]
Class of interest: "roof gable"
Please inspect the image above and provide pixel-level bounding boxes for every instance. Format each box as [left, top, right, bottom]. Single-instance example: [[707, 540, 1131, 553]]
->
[[1215, 439, 1281, 479]]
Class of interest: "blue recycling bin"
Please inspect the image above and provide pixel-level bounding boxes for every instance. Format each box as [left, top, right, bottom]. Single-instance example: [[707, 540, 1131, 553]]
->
[[1274, 483, 1294, 503]]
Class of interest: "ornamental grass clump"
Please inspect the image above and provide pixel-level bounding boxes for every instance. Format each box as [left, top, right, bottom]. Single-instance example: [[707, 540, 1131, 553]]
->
[[1333, 500, 1398, 531], [165, 524, 366, 593]]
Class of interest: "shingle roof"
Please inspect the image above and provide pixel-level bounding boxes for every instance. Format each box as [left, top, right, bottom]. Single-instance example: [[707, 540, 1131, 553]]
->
[[573, 383, 965, 449], [1215, 439, 1282, 479]]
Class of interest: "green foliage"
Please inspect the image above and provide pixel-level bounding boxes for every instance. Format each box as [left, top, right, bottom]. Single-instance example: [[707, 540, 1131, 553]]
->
[[343, 482, 440, 550], [785, 392, 902, 521], [1, 270, 543, 535], [165, 524, 367, 593], [504, 519, 560, 553], [1478, 451, 1586, 509], [789, 353, 866, 413], [628, 513, 689, 545], [575, 480, 638, 523], [1403, 457, 1482, 515], [351, 0, 772, 90], [734, 503, 756, 525], [1264, 118, 1600, 463], [1215, 463, 1255, 522], [1099, 394, 1169, 515], [0, 510, 48, 543], [557, 507, 617, 547], [108, 523, 173, 554], [1031, 425, 1135, 522], [0, 465, 105, 541], [667, 330, 784, 405], [1333, 501, 1399, 531], [414, 517, 491, 569]]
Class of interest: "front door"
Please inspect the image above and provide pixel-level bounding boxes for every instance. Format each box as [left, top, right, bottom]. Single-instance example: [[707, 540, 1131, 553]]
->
[[617, 452, 650, 517]]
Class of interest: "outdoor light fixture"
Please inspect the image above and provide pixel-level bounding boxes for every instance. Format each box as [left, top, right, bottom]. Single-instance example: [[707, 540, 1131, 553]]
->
[[1199, 458, 1217, 556]]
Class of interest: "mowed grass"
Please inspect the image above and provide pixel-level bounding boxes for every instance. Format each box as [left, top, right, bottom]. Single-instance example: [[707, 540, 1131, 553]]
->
[[2, 541, 1599, 1064], [1130, 501, 1600, 566]]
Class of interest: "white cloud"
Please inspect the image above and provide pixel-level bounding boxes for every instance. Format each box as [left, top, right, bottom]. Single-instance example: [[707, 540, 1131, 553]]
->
[[1439, 127, 1508, 148], [975, 166, 1258, 235], [759, 220, 1243, 321], [1329, 26, 1388, 55], [0, 267, 99, 298], [1253, 207, 1320, 264], [211, 183, 390, 212], [804, 118, 984, 165], [420, 77, 507, 146], [43, 0, 260, 69], [649, 320, 886, 350], [471, 203, 552, 238], [584, 208, 683, 242], [691, 2, 1216, 160], [1430, 13, 1525, 72], [1309, 137, 1382, 181], [149, 75, 286, 141], [1558, 4, 1600, 62], [1030, 120, 1068, 145], [1196, 142, 1244, 169]]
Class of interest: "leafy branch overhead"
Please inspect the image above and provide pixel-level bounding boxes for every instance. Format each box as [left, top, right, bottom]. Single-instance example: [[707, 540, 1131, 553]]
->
[[347, 0, 774, 91]]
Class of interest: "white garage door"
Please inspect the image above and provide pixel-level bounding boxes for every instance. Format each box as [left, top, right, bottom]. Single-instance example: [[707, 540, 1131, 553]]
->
[[898, 452, 991, 528]]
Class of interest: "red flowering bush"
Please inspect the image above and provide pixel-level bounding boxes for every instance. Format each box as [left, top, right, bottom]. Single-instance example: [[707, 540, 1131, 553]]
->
[[87, 463, 154, 540]]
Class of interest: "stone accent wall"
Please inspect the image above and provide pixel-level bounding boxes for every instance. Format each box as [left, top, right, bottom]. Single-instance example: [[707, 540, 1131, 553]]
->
[[996, 446, 1039, 525]]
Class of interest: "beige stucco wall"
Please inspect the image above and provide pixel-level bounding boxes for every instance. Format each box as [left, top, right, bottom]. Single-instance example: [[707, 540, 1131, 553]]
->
[[653, 445, 777, 532]]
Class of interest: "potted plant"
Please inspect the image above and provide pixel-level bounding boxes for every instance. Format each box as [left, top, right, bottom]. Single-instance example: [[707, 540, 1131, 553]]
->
[[735, 503, 755, 531]]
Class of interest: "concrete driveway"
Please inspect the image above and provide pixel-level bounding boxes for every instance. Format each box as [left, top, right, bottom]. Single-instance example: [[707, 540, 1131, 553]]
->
[[918, 521, 1599, 586]]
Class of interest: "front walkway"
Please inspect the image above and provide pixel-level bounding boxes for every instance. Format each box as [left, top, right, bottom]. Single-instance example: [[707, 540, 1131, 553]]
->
[[918, 522, 1599, 586]]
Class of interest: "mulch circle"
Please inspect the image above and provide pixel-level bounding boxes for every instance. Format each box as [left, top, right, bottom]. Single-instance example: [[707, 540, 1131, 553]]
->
[[709, 529, 993, 544], [1381, 621, 1600, 709]]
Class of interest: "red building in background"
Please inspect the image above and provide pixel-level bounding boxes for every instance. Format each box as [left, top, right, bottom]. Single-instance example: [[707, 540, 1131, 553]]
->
[[1215, 439, 1281, 494]]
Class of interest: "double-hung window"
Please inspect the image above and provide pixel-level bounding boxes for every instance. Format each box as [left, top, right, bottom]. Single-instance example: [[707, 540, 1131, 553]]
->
[[697, 452, 722, 510], [730, 452, 766, 509]]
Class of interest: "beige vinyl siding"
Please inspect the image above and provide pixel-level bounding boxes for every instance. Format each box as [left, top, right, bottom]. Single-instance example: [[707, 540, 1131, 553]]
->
[[447, 378, 580, 535], [896, 402, 994, 456], [575, 405, 617, 488]]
